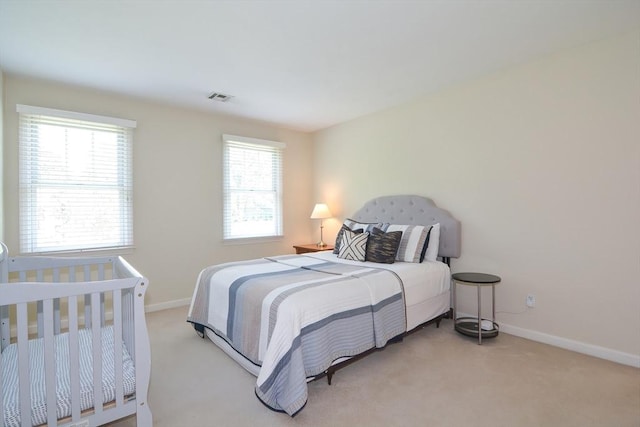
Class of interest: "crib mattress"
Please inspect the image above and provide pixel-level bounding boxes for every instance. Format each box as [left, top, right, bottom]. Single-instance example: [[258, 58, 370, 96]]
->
[[2, 325, 136, 427]]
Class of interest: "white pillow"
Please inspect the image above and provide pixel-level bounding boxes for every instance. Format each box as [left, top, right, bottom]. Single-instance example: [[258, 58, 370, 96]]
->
[[424, 223, 440, 262]]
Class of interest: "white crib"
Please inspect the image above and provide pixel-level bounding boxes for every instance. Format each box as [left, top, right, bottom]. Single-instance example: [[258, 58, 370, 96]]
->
[[0, 243, 152, 427]]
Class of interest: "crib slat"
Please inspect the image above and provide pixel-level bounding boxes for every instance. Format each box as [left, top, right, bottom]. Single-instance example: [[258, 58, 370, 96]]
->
[[85, 294, 91, 329], [122, 290, 134, 361], [43, 299, 58, 426], [34, 269, 45, 339], [37, 300, 44, 338], [98, 261, 106, 329], [68, 295, 82, 422], [0, 305, 9, 351], [113, 290, 124, 406], [17, 303, 31, 427], [53, 298, 61, 335], [52, 268, 62, 334], [91, 292, 104, 415], [101, 293, 106, 327]]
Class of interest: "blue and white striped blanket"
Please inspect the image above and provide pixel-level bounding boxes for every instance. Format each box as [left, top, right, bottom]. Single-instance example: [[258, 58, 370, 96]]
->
[[187, 254, 406, 415]]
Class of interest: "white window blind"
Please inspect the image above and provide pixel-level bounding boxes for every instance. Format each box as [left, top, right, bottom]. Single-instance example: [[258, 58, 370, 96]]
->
[[222, 134, 285, 240], [17, 104, 136, 254]]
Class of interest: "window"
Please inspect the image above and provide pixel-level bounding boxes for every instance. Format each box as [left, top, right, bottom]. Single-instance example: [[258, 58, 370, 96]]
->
[[17, 104, 136, 254], [222, 134, 285, 240]]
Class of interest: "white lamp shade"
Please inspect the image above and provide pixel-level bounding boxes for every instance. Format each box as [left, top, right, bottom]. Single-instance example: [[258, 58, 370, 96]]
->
[[310, 203, 332, 219]]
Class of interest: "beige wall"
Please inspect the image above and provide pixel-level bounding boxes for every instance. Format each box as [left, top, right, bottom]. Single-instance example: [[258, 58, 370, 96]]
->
[[313, 31, 640, 358], [3, 76, 315, 308], [2, 31, 638, 363]]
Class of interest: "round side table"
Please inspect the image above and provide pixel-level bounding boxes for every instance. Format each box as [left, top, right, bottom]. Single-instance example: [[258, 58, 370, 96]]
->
[[452, 272, 501, 344]]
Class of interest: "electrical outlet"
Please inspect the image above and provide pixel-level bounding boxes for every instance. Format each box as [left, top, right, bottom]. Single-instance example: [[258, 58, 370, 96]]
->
[[526, 294, 536, 308]]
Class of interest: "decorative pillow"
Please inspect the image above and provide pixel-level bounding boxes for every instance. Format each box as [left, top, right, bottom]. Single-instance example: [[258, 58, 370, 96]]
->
[[338, 229, 369, 261], [333, 224, 364, 254], [366, 228, 403, 264], [384, 224, 430, 263], [423, 223, 441, 262], [333, 219, 382, 254], [419, 226, 433, 262]]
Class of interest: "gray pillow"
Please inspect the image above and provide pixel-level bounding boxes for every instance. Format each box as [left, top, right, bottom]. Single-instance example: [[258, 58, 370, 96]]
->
[[366, 228, 402, 264]]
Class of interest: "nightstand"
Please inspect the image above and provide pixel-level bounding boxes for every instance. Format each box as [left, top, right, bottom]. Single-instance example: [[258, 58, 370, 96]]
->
[[293, 244, 334, 254], [452, 272, 501, 344]]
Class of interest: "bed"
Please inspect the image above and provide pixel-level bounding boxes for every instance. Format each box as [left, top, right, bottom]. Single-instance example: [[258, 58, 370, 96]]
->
[[0, 243, 152, 427], [187, 195, 461, 416]]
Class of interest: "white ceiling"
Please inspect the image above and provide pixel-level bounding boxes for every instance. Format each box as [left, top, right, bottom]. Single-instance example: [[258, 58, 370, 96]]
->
[[1, 1, 639, 132]]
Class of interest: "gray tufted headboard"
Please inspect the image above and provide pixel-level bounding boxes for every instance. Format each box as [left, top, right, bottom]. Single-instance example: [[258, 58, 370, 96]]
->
[[350, 195, 461, 259]]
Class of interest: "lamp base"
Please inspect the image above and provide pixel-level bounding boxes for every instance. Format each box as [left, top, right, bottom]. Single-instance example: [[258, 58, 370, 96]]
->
[[316, 223, 327, 248]]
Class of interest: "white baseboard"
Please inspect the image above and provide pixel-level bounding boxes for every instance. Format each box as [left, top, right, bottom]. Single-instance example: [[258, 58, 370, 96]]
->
[[145, 297, 191, 313], [141, 302, 640, 367], [456, 312, 640, 368], [499, 323, 640, 368]]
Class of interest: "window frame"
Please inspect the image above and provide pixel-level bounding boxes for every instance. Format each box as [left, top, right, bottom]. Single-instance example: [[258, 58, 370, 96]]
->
[[222, 134, 285, 242], [17, 104, 136, 255]]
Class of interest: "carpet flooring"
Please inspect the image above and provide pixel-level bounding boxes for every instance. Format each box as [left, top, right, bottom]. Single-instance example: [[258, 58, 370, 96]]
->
[[108, 306, 639, 427]]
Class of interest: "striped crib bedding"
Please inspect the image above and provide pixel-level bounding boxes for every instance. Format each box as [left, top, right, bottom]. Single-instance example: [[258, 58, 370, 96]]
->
[[2, 325, 136, 427]]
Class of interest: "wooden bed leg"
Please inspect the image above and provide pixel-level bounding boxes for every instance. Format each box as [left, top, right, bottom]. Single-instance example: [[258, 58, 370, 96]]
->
[[436, 318, 442, 328], [327, 369, 334, 385]]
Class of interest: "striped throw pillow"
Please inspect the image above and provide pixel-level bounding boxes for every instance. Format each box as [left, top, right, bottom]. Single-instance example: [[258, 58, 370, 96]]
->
[[383, 224, 430, 263]]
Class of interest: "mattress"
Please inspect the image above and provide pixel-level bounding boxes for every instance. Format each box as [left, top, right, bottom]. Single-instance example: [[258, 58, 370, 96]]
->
[[203, 252, 451, 377], [2, 325, 136, 427], [308, 252, 450, 329]]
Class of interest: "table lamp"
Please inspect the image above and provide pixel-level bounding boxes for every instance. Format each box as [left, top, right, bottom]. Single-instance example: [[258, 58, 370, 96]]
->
[[310, 203, 332, 247]]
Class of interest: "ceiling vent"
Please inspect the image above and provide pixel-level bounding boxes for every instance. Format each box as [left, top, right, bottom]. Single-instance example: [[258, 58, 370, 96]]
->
[[208, 92, 233, 102]]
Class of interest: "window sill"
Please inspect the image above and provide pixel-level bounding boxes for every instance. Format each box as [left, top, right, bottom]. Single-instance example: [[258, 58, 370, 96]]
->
[[223, 236, 284, 246]]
